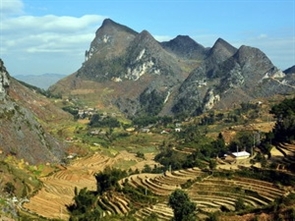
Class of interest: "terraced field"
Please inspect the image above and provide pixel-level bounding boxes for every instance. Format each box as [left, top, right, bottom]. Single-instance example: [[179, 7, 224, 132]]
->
[[134, 203, 173, 221], [97, 192, 131, 216], [23, 153, 106, 219], [23, 148, 160, 220], [22, 144, 295, 220], [121, 167, 290, 220], [270, 143, 295, 171], [187, 176, 286, 215]]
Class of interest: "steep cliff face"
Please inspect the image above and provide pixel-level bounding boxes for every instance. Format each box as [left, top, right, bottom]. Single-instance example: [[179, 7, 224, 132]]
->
[[172, 43, 294, 115], [76, 19, 138, 82], [0, 59, 70, 164], [87, 18, 138, 60], [172, 38, 238, 115], [51, 19, 189, 117], [50, 19, 295, 118], [0, 60, 10, 100]]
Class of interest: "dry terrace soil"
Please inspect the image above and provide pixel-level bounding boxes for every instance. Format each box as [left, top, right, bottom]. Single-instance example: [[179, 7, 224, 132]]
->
[[22, 142, 295, 221], [23, 150, 158, 220], [22, 121, 277, 220]]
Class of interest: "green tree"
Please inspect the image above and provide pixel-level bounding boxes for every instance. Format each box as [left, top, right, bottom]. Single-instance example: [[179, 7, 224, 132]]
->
[[136, 151, 145, 159], [177, 124, 201, 143], [235, 197, 246, 211], [209, 159, 217, 170], [105, 127, 114, 142], [4, 182, 16, 196], [67, 187, 100, 220], [154, 147, 187, 170], [160, 116, 173, 127], [139, 89, 165, 116], [168, 189, 196, 221], [142, 164, 152, 173], [143, 212, 158, 221], [89, 114, 100, 126], [210, 132, 227, 157], [206, 212, 220, 221], [270, 97, 295, 142], [89, 114, 120, 128], [94, 167, 127, 195], [132, 115, 158, 127]]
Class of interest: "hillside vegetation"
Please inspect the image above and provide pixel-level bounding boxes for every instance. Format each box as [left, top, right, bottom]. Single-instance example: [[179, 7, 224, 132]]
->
[[1, 52, 295, 220], [14, 95, 295, 221]]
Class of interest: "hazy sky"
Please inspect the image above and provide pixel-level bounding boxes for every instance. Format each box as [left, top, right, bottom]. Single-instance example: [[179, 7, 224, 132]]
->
[[0, 0, 294, 76]]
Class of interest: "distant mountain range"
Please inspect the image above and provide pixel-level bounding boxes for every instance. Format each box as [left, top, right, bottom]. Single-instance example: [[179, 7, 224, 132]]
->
[[14, 73, 66, 90], [284, 65, 295, 75], [49, 18, 295, 117]]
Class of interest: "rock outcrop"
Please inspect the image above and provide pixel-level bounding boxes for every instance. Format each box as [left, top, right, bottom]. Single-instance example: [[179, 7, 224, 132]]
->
[[49, 19, 295, 117], [0, 59, 70, 164], [0, 59, 10, 100]]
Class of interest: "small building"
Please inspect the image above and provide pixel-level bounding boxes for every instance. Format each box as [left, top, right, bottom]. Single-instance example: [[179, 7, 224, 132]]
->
[[125, 127, 135, 132], [67, 153, 77, 159], [161, 130, 169, 134], [231, 151, 250, 159], [175, 128, 181, 132], [141, 128, 150, 133]]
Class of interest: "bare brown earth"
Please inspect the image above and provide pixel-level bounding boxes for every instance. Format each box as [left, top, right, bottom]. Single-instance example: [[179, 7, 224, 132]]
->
[[21, 120, 288, 220], [221, 121, 275, 144], [125, 165, 289, 220], [22, 143, 295, 220], [23, 150, 157, 220]]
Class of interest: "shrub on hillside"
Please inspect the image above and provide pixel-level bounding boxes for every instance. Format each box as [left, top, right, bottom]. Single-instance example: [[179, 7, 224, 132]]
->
[[94, 166, 127, 195], [270, 97, 295, 143]]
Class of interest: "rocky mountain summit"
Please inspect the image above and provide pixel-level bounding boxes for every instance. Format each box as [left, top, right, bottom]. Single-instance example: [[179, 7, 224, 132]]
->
[[161, 35, 209, 60], [50, 19, 295, 117], [0, 59, 70, 164]]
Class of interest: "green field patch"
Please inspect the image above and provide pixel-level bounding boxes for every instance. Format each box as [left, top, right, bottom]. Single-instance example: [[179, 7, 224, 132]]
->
[[98, 147, 119, 157], [142, 146, 158, 153], [0, 198, 6, 205], [90, 145, 101, 151], [113, 159, 137, 170]]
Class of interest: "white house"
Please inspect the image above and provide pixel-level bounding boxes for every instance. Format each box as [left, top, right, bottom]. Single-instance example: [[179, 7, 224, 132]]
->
[[231, 151, 250, 159], [175, 128, 181, 132]]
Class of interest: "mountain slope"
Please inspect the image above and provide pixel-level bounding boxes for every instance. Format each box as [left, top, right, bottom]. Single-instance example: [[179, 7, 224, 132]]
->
[[50, 19, 197, 116], [172, 43, 294, 115], [49, 19, 295, 118], [172, 38, 238, 115], [161, 35, 209, 60], [284, 65, 295, 75], [0, 59, 71, 164]]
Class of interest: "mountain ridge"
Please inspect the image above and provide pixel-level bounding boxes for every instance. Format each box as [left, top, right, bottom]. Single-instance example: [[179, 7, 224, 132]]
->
[[161, 35, 209, 60], [0, 59, 71, 164], [49, 18, 295, 117]]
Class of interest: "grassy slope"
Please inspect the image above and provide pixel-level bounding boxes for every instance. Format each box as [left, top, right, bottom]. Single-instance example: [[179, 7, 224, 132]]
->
[[2, 90, 294, 220]]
